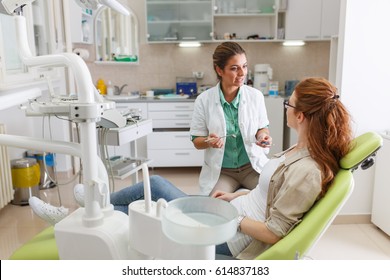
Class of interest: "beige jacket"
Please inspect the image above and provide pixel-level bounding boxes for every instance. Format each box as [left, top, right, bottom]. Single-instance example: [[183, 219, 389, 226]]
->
[[237, 147, 322, 260]]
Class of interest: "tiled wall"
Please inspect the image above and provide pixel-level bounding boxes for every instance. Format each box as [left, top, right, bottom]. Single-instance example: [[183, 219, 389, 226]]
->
[[82, 40, 330, 94]]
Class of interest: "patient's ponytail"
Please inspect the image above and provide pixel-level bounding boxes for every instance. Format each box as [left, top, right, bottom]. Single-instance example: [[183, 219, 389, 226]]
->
[[293, 77, 353, 195]]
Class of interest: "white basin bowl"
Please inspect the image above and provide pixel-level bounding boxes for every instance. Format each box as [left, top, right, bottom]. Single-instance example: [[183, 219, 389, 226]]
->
[[162, 196, 238, 246]]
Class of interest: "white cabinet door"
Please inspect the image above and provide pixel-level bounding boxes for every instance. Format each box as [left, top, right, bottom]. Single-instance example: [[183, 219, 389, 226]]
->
[[321, 0, 341, 39], [371, 134, 390, 236], [147, 131, 204, 167], [285, 0, 322, 40], [68, 1, 94, 44], [285, 0, 340, 40]]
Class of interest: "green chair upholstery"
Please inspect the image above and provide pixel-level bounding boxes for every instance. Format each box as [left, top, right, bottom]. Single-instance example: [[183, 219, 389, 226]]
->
[[255, 131, 383, 260], [10, 226, 59, 260], [10, 132, 383, 260]]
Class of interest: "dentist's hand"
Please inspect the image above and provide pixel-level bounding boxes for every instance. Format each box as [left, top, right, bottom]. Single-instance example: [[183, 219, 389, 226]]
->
[[256, 132, 272, 148], [205, 133, 224, 149]]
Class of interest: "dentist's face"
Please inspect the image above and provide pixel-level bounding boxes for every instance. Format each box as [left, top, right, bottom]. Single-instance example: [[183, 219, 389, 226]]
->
[[217, 53, 247, 88]]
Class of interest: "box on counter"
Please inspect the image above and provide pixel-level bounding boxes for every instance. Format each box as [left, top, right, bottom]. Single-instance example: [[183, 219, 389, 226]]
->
[[176, 77, 197, 96]]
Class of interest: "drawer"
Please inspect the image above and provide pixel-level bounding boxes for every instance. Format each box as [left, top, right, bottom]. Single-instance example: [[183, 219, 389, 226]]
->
[[149, 111, 193, 120], [147, 149, 204, 167], [148, 102, 194, 112], [105, 119, 153, 146], [148, 131, 193, 149], [153, 120, 192, 129]]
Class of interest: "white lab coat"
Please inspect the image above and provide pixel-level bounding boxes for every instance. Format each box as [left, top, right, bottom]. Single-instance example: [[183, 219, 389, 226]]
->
[[190, 84, 270, 195]]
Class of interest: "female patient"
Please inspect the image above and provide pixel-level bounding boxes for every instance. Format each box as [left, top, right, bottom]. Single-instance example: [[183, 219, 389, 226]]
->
[[30, 77, 353, 259]]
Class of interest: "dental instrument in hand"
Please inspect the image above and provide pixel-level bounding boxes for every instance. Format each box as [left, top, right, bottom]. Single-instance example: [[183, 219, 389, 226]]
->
[[204, 134, 236, 142]]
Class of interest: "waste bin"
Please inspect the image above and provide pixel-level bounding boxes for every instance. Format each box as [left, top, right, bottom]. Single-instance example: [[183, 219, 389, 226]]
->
[[35, 153, 56, 190], [11, 158, 40, 205]]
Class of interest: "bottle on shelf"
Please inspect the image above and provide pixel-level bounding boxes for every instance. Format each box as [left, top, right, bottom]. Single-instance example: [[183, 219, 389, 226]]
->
[[96, 78, 107, 95], [107, 80, 114, 96]]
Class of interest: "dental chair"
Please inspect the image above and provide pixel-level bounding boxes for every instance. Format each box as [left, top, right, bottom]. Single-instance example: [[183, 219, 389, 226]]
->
[[255, 131, 383, 260], [9, 132, 382, 260]]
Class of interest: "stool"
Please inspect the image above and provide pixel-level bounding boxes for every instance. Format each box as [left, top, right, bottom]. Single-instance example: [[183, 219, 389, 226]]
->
[[11, 158, 40, 206]]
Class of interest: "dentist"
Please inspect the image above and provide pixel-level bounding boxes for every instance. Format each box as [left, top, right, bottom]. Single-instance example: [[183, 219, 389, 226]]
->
[[190, 42, 272, 195]]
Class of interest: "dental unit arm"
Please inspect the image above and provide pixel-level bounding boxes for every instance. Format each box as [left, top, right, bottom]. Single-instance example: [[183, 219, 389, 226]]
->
[[0, 0, 131, 259]]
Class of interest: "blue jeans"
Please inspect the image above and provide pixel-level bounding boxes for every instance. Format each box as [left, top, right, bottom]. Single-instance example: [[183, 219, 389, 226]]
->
[[110, 175, 187, 213], [109, 175, 232, 257]]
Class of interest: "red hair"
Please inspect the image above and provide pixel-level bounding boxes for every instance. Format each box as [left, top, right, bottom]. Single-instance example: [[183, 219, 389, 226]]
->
[[294, 77, 353, 195]]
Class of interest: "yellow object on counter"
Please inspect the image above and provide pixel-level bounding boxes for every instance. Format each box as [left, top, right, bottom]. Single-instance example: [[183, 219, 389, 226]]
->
[[96, 78, 107, 95]]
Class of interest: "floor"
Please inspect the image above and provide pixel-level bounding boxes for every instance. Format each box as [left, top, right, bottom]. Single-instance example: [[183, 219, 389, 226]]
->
[[1, 167, 390, 260]]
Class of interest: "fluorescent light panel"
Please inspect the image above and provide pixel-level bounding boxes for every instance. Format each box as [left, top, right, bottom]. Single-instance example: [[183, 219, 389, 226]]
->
[[178, 42, 202, 48], [282, 40, 306, 47]]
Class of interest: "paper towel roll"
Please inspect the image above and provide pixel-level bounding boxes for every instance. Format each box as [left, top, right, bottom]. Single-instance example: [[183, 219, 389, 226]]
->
[[73, 48, 90, 60]]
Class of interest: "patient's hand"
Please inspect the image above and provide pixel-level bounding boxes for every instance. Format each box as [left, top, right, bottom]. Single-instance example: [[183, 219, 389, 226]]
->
[[212, 191, 237, 202]]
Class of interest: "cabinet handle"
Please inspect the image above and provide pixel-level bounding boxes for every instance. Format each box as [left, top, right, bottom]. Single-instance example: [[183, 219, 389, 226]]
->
[[164, 37, 178, 41], [174, 106, 191, 109], [305, 35, 320, 39], [175, 152, 190, 156], [175, 114, 191, 118], [175, 135, 188, 138], [175, 122, 190, 126]]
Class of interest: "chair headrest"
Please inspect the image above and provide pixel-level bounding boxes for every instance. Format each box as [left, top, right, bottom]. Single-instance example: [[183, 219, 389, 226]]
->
[[340, 132, 383, 170]]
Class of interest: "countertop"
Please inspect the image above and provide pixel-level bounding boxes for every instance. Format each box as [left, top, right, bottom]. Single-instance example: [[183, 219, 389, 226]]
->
[[105, 94, 286, 103], [105, 95, 197, 103]]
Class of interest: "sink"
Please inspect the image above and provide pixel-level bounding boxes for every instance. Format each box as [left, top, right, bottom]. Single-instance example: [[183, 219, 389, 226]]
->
[[162, 196, 238, 245]]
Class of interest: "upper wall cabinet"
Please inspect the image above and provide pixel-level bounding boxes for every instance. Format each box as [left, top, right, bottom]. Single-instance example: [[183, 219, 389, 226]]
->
[[213, 0, 279, 40], [68, 0, 94, 44], [145, 0, 340, 43], [285, 0, 340, 40], [94, 6, 139, 64], [146, 0, 213, 42]]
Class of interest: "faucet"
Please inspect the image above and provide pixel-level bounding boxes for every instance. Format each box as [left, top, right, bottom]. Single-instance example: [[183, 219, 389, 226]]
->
[[114, 84, 128, 95]]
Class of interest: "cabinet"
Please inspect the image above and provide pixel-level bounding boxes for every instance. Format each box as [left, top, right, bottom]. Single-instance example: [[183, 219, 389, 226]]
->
[[285, 0, 340, 40], [147, 102, 204, 167], [146, 0, 213, 42], [213, 0, 279, 40], [68, 1, 94, 44], [371, 133, 390, 236]]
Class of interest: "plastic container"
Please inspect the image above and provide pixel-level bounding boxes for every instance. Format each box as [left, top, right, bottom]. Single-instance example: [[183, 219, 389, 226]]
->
[[162, 196, 238, 245], [11, 158, 40, 205]]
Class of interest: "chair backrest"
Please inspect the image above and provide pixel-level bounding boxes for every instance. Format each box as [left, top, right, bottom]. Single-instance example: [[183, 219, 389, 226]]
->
[[255, 132, 383, 260]]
